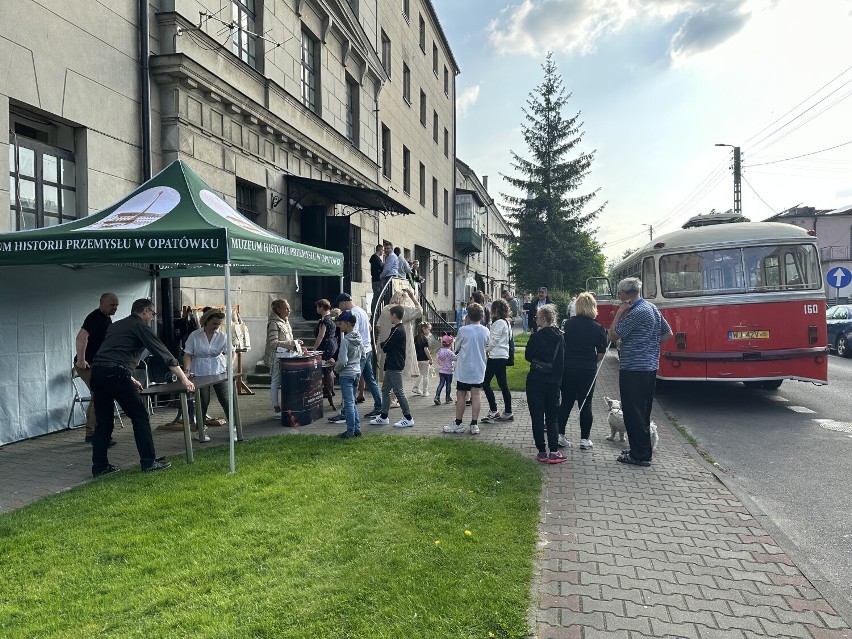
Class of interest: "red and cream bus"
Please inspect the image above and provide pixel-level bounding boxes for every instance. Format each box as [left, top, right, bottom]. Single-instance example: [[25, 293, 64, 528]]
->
[[593, 222, 829, 388]]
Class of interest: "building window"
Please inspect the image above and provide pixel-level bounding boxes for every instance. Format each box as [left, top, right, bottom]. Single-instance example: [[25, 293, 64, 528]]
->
[[419, 14, 426, 52], [345, 76, 359, 146], [419, 90, 426, 126], [433, 111, 439, 143], [433, 259, 439, 294], [301, 29, 320, 114], [231, 0, 259, 70], [381, 30, 391, 77], [443, 188, 448, 224], [444, 65, 449, 96], [444, 263, 449, 295], [402, 63, 411, 104], [403, 146, 411, 194], [432, 178, 438, 217], [443, 128, 449, 157], [236, 179, 264, 224], [419, 162, 426, 205], [381, 124, 391, 179], [8, 134, 77, 230], [349, 224, 362, 282], [432, 43, 438, 76], [403, 0, 409, 21]]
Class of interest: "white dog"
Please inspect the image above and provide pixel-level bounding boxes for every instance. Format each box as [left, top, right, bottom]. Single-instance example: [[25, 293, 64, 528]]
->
[[604, 397, 659, 450]]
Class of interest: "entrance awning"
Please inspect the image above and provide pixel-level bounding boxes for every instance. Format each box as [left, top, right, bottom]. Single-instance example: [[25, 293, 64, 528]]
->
[[287, 175, 414, 217]]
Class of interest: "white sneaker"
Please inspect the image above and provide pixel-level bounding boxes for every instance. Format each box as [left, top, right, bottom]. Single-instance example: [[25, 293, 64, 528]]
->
[[369, 416, 390, 425], [443, 422, 465, 434], [470, 423, 480, 435], [558, 434, 571, 448], [394, 418, 414, 428], [580, 438, 594, 450], [411, 388, 422, 396], [197, 434, 211, 443], [481, 410, 499, 423]]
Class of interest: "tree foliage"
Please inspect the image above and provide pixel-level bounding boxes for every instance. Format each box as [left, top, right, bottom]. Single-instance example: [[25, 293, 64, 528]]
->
[[501, 52, 605, 294]]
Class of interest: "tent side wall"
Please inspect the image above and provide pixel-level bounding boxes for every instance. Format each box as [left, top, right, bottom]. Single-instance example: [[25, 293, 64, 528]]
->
[[0, 266, 152, 446]]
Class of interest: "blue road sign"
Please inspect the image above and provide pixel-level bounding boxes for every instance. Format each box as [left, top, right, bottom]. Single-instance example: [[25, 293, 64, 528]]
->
[[826, 266, 852, 289]]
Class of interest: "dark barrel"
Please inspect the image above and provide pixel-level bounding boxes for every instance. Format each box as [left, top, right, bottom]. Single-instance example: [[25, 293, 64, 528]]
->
[[279, 353, 324, 426]]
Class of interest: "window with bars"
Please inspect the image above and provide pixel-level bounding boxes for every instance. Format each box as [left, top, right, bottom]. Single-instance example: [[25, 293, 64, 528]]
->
[[433, 259, 439, 293], [236, 179, 264, 223], [9, 135, 77, 230], [419, 162, 426, 205], [301, 29, 320, 114], [231, 0, 259, 70], [345, 76, 359, 146], [403, 146, 410, 194], [381, 124, 391, 179]]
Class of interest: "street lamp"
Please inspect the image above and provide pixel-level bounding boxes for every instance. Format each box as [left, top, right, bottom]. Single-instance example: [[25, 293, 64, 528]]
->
[[715, 143, 742, 217], [641, 223, 653, 242]]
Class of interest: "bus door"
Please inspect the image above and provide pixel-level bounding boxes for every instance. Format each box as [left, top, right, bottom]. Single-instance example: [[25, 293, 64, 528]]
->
[[656, 252, 708, 380], [586, 277, 617, 329]]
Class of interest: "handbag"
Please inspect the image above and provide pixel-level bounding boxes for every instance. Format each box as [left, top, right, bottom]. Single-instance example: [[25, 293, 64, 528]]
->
[[505, 319, 515, 367], [530, 337, 560, 374]]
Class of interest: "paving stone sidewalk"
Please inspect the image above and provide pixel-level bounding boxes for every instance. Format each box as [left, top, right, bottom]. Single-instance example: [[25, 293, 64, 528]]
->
[[1, 355, 850, 639]]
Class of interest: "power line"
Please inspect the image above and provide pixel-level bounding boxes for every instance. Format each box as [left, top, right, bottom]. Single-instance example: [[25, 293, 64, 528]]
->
[[743, 63, 852, 146], [744, 139, 852, 167], [741, 175, 776, 214]]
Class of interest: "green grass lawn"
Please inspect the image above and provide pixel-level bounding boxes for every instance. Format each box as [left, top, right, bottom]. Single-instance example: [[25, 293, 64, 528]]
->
[[512, 333, 530, 348], [0, 436, 541, 639], [505, 357, 531, 392]]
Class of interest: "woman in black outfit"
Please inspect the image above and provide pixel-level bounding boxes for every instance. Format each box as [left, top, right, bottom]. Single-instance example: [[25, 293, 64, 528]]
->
[[558, 293, 608, 450], [525, 304, 565, 463]]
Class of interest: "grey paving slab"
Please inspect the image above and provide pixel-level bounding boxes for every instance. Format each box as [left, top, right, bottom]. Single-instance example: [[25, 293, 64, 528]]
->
[[1, 354, 850, 639]]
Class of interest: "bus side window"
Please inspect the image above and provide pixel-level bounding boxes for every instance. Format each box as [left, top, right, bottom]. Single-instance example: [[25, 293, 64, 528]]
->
[[642, 257, 657, 298], [784, 252, 803, 287]]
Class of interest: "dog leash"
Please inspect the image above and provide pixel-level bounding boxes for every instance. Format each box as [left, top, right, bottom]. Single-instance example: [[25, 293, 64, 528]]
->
[[577, 340, 613, 414]]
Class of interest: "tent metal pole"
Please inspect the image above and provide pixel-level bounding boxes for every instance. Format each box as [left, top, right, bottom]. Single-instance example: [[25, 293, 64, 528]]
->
[[340, 275, 344, 294], [225, 264, 236, 473]]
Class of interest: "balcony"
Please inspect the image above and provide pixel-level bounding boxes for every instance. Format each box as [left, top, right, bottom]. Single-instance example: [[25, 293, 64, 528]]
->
[[821, 246, 850, 263], [455, 190, 483, 255]]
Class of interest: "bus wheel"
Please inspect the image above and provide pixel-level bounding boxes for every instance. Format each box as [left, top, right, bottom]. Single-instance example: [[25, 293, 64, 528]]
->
[[838, 334, 849, 358], [760, 380, 783, 390]]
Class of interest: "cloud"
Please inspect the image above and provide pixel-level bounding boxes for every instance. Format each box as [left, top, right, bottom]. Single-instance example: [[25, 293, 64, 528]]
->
[[669, 1, 751, 58], [487, 0, 754, 60], [456, 85, 481, 116]]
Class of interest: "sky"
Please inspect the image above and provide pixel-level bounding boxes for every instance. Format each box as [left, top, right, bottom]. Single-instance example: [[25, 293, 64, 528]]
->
[[430, 0, 852, 262]]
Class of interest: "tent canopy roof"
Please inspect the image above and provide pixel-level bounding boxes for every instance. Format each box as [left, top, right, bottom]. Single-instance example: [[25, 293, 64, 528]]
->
[[0, 160, 343, 277]]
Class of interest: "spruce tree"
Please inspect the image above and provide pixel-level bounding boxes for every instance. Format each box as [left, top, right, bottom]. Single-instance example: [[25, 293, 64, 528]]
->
[[501, 52, 605, 294]]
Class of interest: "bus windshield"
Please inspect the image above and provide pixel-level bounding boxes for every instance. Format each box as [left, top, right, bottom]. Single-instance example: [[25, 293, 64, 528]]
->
[[660, 243, 820, 297]]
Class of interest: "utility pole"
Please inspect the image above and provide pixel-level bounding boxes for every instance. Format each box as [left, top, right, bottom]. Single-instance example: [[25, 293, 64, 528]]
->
[[642, 223, 653, 243], [716, 143, 742, 217]]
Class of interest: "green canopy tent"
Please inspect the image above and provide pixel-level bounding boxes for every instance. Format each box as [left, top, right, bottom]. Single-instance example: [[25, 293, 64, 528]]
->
[[0, 160, 344, 471]]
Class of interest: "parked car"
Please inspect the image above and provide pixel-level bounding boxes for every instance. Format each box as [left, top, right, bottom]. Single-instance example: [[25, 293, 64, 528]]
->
[[826, 304, 852, 357]]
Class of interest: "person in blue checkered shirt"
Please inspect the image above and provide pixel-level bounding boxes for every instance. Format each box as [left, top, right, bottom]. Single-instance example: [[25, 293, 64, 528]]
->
[[607, 277, 673, 467]]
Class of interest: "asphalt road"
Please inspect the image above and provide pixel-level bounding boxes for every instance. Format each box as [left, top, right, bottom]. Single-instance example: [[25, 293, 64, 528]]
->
[[656, 355, 852, 618]]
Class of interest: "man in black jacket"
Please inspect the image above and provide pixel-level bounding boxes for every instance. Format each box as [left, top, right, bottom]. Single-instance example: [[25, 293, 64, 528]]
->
[[527, 287, 552, 333], [369, 244, 383, 314], [369, 305, 414, 428]]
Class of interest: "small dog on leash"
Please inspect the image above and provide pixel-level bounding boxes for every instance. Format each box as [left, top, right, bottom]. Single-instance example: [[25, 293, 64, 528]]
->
[[604, 397, 659, 450]]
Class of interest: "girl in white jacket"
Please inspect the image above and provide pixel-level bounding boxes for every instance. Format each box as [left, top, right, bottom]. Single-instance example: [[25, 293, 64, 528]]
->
[[482, 299, 514, 422]]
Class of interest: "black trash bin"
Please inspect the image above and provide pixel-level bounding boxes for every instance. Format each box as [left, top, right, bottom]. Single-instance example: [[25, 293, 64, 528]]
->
[[279, 353, 324, 427]]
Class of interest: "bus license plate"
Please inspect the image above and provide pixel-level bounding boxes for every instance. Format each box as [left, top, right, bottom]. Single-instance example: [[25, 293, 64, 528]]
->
[[728, 330, 770, 340]]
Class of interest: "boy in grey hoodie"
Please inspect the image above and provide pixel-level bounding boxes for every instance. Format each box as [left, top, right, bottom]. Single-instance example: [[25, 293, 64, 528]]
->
[[332, 310, 364, 439]]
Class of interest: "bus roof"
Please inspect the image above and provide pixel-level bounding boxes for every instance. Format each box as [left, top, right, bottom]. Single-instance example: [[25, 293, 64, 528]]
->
[[645, 222, 813, 253]]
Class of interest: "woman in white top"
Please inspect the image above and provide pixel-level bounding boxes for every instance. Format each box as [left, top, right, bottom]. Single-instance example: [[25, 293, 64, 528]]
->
[[183, 308, 234, 434], [482, 298, 514, 423]]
